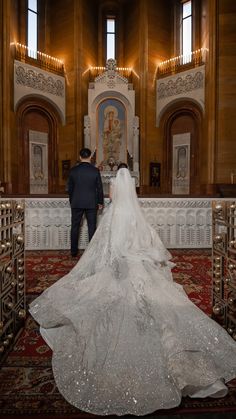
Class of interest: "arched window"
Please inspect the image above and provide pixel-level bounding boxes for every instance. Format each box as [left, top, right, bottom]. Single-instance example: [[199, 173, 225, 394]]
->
[[27, 0, 38, 58]]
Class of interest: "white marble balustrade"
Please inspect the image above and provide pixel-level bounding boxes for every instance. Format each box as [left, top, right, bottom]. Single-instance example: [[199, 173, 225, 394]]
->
[[18, 197, 229, 250]]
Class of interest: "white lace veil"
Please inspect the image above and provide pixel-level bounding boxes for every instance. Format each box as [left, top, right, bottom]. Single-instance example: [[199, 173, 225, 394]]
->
[[111, 168, 138, 209], [110, 168, 171, 260], [72, 168, 172, 280]]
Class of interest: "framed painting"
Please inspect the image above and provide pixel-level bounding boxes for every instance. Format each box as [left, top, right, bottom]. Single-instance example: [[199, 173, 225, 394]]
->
[[150, 162, 161, 187], [62, 159, 71, 180], [97, 98, 126, 169]]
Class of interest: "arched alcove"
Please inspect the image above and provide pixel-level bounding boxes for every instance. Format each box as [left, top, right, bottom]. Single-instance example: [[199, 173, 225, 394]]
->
[[160, 100, 203, 194], [16, 97, 60, 194]]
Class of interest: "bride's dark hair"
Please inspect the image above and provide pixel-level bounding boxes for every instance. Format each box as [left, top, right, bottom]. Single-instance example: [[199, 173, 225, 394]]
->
[[117, 162, 128, 170]]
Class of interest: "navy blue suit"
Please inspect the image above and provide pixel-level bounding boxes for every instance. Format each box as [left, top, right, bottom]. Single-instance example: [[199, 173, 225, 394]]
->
[[67, 162, 104, 255]]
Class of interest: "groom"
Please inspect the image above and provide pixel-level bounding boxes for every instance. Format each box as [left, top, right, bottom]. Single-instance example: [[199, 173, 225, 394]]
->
[[67, 148, 104, 257]]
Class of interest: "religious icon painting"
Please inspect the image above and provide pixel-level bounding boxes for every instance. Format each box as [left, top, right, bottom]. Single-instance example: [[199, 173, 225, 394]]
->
[[150, 162, 161, 187], [97, 98, 126, 170]]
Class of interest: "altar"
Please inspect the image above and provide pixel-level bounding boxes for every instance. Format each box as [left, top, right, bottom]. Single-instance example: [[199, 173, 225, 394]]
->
[[97, 171, 139, 194], [84, 59, 140, 191]]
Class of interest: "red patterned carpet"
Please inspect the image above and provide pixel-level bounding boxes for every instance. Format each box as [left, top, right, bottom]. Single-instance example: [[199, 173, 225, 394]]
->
[[0, 249, 236, 418]]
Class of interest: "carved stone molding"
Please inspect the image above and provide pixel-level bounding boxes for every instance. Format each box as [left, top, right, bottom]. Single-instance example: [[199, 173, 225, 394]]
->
[[94, 59, 129, 88], [14, 60, 66, 124], [0, 197, 231, 251], [156, 65, 205, 126], [84, 115, 91, 148], [15, 65, 64, 97], [157, 72, 204, 100], [140, 199, 211, 208], [3, 197, 232, 251], [25, 199, 70, 209], [22, 196, 211, 249]]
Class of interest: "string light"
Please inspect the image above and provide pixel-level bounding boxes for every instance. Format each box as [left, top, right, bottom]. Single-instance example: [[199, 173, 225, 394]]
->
[[90, 65, 132, 72], [158, 47, 207, 70], [15, 42, 64, 65]]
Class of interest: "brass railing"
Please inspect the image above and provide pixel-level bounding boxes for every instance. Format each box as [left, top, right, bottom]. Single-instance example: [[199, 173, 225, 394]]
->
[[0, 200, 26, 363], [212, 201, 236, 340], [157, 48, 206, 78], [14, 43, 64, 75]]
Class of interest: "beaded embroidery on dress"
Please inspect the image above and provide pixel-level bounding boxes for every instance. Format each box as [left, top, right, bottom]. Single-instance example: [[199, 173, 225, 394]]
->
[[30, 168, 236, 416]]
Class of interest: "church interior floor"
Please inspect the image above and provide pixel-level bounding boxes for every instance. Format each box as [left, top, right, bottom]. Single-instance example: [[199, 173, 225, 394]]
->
[[1, 249, 236, 418], [147, 413, 236, 419]]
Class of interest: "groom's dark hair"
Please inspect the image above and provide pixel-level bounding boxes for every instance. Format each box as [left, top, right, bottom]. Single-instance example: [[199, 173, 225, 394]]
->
[[118, 162, 128, 170], [79, 148, 92, 159]]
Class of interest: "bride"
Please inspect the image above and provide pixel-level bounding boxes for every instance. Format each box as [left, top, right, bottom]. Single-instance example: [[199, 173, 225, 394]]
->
[[29, 164, 236, 416]]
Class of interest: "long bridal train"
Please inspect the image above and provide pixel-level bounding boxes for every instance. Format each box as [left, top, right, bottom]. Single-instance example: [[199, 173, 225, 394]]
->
[[29, 169, 236, 416]]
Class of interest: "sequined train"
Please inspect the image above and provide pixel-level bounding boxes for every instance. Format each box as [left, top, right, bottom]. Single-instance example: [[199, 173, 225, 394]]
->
[[30, 169, 236, 416]]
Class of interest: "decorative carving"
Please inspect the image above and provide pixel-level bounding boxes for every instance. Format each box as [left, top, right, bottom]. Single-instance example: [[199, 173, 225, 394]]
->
[[15, 65, 64, 97], [157, 71, 203, 99], [84, 115, 91, 148], [1, 197, 219, 251], [14, 60, 66, 124], [156, 65, 205, 126], [95, 59, 128, 87], [106, 58, 117, 71], [139, 199, 211, 208], [26, 199, 69, 208], [133, 115, 139, 130]]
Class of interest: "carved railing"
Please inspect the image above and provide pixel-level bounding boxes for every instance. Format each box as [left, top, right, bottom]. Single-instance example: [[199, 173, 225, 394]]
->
[[20, 197, 214, 250], [0, 201, 25, 363], [14, 43, 64, 75], [157, 48, 206, 78], [212, 201, 236, 340], [5, 197, 235, 251]]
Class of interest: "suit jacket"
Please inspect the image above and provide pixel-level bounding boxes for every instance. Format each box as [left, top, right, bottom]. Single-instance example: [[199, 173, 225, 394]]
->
[[67, 162, 104, 209]]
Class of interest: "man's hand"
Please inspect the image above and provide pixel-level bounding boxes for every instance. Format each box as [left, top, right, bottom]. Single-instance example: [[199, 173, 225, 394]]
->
[[98, 204, 104, 210]]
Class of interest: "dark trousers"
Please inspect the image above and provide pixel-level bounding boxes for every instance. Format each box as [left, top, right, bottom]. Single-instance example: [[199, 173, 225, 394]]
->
[[71, 208, 97, 255]]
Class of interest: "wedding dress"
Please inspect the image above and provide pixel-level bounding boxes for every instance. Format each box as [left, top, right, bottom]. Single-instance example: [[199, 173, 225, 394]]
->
[[29, 168, 236, 416]]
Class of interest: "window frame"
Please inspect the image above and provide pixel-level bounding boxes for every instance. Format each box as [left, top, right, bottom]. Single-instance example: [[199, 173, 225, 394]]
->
[[27, 0, 38, 58], [180, 0, 192, 59], [105, 15, 116, 61]]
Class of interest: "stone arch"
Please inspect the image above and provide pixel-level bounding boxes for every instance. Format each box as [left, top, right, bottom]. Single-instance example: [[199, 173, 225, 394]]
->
[[16, 97, 60, 194], [160, 99, 203, 194]]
